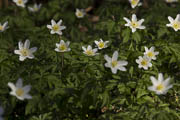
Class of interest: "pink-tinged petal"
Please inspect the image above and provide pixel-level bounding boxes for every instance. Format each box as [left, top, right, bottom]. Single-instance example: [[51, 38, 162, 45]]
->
[[94, 41, 99, 45], [24, 94, 32, 99], [112, 51, 118, 61], [23, 85, 31, 93], [30, 47, 37, 53], [93, 48, 98, 53], [47, 25, 52, 29]]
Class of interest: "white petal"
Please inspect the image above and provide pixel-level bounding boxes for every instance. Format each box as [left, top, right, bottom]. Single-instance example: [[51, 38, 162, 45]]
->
[[51, 19, 56, 26], [59, 26, 66, 30], [131, 28, 136, 33], [27, 54, 35, 59], [16, 78, 23, 88], [87, 45, 92, 50], [118, 66, 127, 71], [105, 63, 110, 68], [138, 19, 144, 25], [82, 46, 86, 51], [150, 76, 158, 86], [163, 77, 171, 87], [168, 16, 174, 23], [94, 41, 99, 45], [14, 50, 21, 55], [132, 14, 137, 22], [56, 31, 62, 35], [50, 30, 55, 34], [19, 56, 26, 61], [166, 24, 172, 27], [18, 41, 23, 49], [8, 82, 16, 91], [24, 39, 30, 49], [175, 14, 180, 21], [93, 48, 98, 53], [158, 73, 164, 83], [112, 51, 118, 61], [111, 68, 117, 74], [3, 21, 8, 28], [148, 86, 156, 92], [123, 17, 131, 23], [118, 61, 128, 66], [57, 19, 62, 25], [104, 55, 111, 62]]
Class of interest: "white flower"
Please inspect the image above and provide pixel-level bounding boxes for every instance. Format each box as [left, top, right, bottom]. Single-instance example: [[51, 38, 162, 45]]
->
[[0, 106, 3, 120], [75, 8, 86, 18], [14, 39, 37, 61], [47, 19, 66, 35], [13, 0, 28, 8], [136, 56, 152, 70], [166, 14, 180, 31], [165, 0, 178, 3], [8, 78, 32, 100], [129, 0, 142, 8], [28, 3, 42, 12], [55, 40, 71, 52], [104, 51, 128, 74], [144, 46, 159, 60], [82, 45, 98, 56], [94, 39, 109, 50], [123, 14, 145, 33], [0, 21, 9, 32], [148, 73, 173, 95]]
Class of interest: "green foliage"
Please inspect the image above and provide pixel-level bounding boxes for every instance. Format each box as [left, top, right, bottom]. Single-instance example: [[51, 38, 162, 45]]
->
[[0, 0, 179, 119]]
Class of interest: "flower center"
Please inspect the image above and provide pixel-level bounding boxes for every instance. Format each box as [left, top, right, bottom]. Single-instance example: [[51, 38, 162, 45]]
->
[[98, 42, 105, 48], [131, 0, 138, 5], [20, 49, 29, 56], [156, 84, 164, 91], [77, 12, 83, 17], [111, 61, 118, 68], [86, 50, 94, 56], [17, 0, 23, 4], [141, 60, 147, 66], [59, 44, 67, 51], [147, 52, 154, 58], [131, 21, 138, 28], [16, 88, 24, 97], [52, 24, 60, 31], [34, 7, 38, 11], [0, 26, 3, 31], [173, 22, 180, 29]]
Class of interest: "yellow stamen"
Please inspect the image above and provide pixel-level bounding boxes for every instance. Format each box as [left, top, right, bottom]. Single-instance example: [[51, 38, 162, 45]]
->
[[111, 61, 118, 68], [20, 49, 29, 56], [156, 84, 164, 91], [98, 42, 105, 48], [77, 12, 83, 17], [17, 0, 23, 4], [131, 21, 138, 28], [147, 52, 154, 58], [86, 50, 94, 56], [173, 22, 180, 30], [0, 26, 3, 31], [16, 88, 24, 96], [52, 24, 59, 31], [131, 0, 138, 5], [59, 44, 67, 51], [141, 60, 147, 66]]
